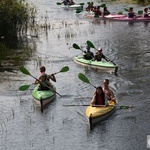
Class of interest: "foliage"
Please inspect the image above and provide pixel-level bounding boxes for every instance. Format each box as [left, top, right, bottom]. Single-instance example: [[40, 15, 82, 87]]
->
[[0, 0, 36, 37], [137, 0, 150, 5]]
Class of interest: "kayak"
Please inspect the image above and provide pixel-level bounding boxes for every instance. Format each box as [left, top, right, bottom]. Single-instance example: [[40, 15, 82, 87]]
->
[[84, 11, 102, 19], [104, 14, 127, 18], [74, 56, 116, 70], [111, 16, 150, 22], [84, 12, 126, 19], [86, 101, 116, 130], [32, 85, 56, 112], [62, 4, 83, 9]]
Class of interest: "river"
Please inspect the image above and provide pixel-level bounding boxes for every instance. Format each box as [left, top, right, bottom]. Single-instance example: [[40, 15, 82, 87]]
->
[[0, 0, 150, 150]]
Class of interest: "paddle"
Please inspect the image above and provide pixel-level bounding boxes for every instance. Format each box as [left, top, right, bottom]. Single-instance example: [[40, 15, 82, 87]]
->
[[86, 40, 118, 75], [63, 104, 134, 109], [73, 43, 94, 59], [79, 3, 84, 6], [124, 8, 129, 12], [76, 9, 83, 13], [56, 2, 63, 5], [78, 73, 96, 88], [53, 66, 69, 75], [100, 3, 106, 8], [19, 84, 31, 91], [19, 66, 69, 96], [137, 10, 143, 15], [73, 43, 84, 52]]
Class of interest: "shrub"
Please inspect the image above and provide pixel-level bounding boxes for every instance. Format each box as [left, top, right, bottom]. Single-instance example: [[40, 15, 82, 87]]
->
[[0, 0, 36, 37]]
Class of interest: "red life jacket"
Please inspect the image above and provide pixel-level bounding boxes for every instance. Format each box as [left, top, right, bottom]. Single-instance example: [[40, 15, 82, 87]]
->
[[95, 94, 105, 105]]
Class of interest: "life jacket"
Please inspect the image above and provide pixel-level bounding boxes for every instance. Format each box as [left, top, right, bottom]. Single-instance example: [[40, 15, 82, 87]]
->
[[96, 53, 103, 61], [39, 74, 50, 91], [95, 93, 105, 105], [128, 12, 135, 18], [84, 51, 93, 60]]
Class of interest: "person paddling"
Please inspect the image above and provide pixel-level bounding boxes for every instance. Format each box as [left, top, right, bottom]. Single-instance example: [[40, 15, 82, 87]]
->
[[143, 7, 149, 17], [63, 0, 70, 5], [93, 47, 110, 62], [35, 66, 56, 91], [128, 7, 136, 18], [103, 79, 116, 103], [83, 46, 94, 60]]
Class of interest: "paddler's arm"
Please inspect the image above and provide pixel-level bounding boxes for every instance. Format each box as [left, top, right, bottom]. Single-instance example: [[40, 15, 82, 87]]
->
[[48, 74, 56, 82], [90, 94, 96, 106], [102, 54, 110, 62]]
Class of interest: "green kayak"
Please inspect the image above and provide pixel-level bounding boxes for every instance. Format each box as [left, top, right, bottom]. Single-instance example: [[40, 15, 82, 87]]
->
[[32, 86, 56, 112], [74, 56, 116, 69]]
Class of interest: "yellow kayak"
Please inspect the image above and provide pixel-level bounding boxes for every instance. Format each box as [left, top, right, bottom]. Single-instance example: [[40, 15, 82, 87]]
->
[[86, 101, 116, 130]]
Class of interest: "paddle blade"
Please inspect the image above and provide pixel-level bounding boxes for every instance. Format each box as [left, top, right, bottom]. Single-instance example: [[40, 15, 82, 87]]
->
[[100, 3, 106, 8], [76, 10, 82, 13], [119, 105, 134, 109], [86, 41, 95, 49], [79, 3, 84, 6], [118, 11, 123, 14], [124, 8, 129, 12], [56, 2, 62, 5], [73, 43, 81, 49], [60, 66, 69, 72], [137, 10, 143, 15], [20, 66, 31, 75], [78, 73, 90, 84], [19, 85, 30, 91]]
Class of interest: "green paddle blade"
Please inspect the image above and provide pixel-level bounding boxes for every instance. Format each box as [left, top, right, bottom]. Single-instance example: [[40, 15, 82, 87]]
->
[[76, 10, 82, 13], [73, 43, 81, 49], [100, 3, 106, 8], [76, 8, 83, 13], [78, 73, 90, 84], [19, 85, 31, 91], [79, 3, 84, 6], [60, 66, 69, 72], [20, 66, 31, 75], [119, 105, 134, 109], [86, 41, 95, 49], [124, 8, 129, 12], [57, 2, 63, 5], [87, 2, 91, 5], [137, 10, 143, 15], [94, 15, 99, 18], [118, 11, 123, 14]]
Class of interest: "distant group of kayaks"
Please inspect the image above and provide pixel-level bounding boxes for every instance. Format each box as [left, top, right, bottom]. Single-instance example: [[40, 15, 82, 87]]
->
[[84, 11, 150, 22], [57, 1, 150, 22]]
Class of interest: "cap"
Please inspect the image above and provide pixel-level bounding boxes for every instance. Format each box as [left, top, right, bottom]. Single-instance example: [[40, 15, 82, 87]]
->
[[98, 47, 102, 51]]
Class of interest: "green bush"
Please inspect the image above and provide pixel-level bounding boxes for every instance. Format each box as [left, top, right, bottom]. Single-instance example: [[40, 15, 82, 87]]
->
[[0, 0, 36, 37], [137, 0, 150, 4]]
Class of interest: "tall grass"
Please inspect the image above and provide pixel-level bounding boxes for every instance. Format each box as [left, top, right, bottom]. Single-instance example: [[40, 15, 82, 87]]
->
[[0, 0, 36, 38]]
